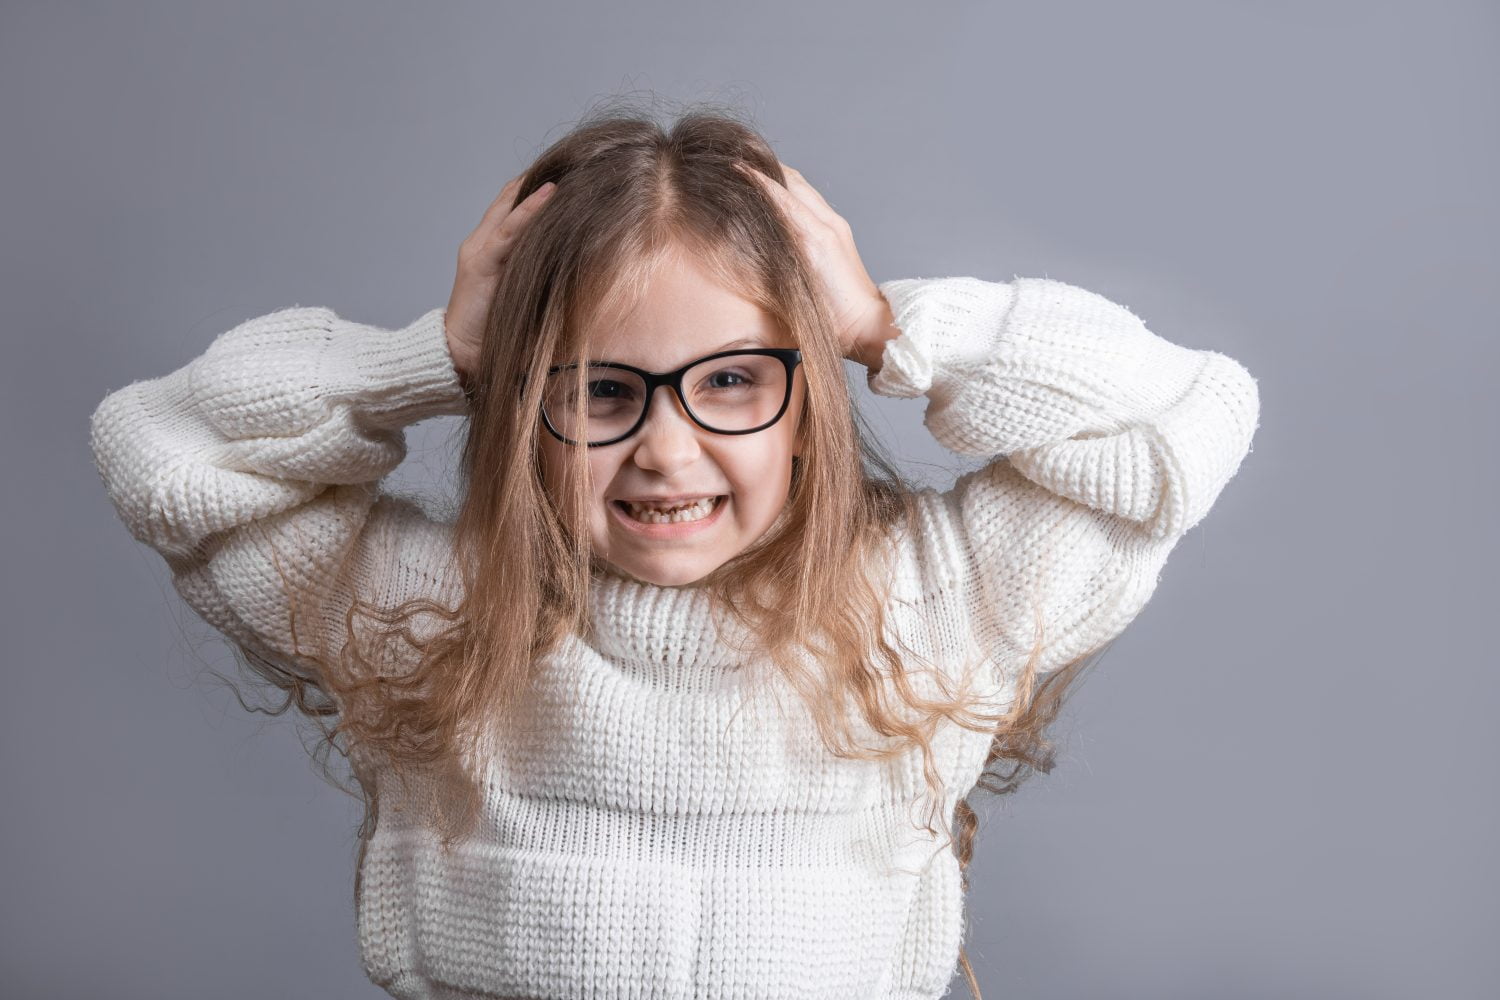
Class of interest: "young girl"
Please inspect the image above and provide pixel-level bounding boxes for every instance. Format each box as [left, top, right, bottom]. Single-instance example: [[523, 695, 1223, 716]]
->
[[89, 107, 1260, 1000]]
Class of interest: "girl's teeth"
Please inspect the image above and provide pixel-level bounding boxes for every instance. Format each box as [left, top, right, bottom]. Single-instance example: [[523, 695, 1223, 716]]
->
[[621, 496, 721, 524]]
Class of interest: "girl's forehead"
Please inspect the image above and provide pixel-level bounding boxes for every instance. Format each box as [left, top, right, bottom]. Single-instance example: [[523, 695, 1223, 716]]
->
[[569, 306, 792, 364], [559, 252, 791, 361]]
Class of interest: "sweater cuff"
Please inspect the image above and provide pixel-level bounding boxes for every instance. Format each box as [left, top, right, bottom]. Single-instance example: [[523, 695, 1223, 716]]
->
[[866, 277, 1018, 399], [346, 306, 470, 428]]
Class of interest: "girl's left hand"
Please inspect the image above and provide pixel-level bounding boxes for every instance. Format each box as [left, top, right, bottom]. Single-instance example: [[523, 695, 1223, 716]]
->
[[734, 160, 895, 365]]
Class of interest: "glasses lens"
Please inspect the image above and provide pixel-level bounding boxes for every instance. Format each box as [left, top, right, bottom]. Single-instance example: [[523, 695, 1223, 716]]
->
[[542, 365, 647, 444], [682, 352, 789, 432], [541, 353, 790, 444]]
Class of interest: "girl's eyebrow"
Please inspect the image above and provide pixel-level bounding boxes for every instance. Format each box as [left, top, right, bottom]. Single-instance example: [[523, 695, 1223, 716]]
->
[[580, 334, 770, 368], [711, 335, 764, 351]]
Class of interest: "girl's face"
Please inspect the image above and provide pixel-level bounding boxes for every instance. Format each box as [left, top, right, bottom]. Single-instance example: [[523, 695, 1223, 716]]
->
[[538, 248, 806, 588]]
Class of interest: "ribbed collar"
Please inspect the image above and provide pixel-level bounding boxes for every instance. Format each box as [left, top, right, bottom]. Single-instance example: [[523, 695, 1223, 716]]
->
[[583, 566, 761, 684]]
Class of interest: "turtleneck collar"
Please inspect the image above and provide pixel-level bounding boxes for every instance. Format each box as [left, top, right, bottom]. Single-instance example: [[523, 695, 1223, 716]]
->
[[583, 565, 761, 682]]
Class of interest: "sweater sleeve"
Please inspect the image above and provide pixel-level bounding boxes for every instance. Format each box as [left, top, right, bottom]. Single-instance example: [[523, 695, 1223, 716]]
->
[[869, 275, 1260, 683], [88, 305, 470, 691]]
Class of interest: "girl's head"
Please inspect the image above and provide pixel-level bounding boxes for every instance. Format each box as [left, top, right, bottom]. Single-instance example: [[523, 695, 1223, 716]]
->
[[464, 99, 856, 596], [535, 240, 807, 588]]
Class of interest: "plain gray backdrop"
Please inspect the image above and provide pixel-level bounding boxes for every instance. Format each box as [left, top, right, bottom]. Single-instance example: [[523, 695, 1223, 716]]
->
[[5, 1, 1496, 998]]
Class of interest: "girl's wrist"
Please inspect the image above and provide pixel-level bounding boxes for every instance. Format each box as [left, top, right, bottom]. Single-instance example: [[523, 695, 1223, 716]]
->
[[848, 296, 900, 374], [442, 326, 476, 395]]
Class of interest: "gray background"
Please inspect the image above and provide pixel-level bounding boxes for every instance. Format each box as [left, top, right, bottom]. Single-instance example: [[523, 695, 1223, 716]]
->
[[5, 1, 1495, 997]]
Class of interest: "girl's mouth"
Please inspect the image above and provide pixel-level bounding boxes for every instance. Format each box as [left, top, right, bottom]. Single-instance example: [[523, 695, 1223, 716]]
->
[[610, 494, 727, 538]]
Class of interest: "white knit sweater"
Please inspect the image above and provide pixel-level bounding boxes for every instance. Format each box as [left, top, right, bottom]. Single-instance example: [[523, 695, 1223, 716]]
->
[[89, 275, 1260, 1000]]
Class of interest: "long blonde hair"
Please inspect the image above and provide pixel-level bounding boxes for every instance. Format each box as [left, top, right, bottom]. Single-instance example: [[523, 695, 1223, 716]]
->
[[236, 95, 1100, 999]]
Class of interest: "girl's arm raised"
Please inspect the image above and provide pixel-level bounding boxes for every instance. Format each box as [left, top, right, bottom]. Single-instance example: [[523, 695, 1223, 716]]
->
[[88, 305, 469, 691], [867, 275, 1260, 681]]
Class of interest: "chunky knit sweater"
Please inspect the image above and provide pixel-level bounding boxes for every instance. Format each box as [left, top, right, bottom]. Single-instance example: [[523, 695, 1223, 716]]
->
[[89, 275, 1260, 1000]]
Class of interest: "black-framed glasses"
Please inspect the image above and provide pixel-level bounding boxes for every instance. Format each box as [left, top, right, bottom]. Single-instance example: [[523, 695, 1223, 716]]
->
[[534, 348, 803, 447]]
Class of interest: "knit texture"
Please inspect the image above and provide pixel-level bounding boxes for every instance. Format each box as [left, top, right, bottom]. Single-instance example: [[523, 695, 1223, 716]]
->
[[89, 275, 1260, 1000]]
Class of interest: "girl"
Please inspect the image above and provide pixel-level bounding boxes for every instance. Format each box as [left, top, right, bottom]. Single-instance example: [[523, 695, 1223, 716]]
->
[[89, 106, 1260, 1000]]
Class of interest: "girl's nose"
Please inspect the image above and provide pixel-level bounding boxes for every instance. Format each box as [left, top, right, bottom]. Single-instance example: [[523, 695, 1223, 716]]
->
[[630, 387, 703, 472]]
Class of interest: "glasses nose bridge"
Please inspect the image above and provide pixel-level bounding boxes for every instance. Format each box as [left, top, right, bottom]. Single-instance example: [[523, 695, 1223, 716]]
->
[[641, 367, 696, 422]]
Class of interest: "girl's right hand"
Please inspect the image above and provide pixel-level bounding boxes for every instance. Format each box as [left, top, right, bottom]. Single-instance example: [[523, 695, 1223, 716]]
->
[[445, 174, 558, 388]]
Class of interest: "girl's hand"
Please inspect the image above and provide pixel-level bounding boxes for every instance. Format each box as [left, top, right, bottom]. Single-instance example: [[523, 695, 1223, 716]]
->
[[445, 174, 558, 387], [734, 160, 896, 367]]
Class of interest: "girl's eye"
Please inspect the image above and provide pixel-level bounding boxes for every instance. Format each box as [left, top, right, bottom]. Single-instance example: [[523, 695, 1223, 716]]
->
[[704, 370, 753, 390], [588, 379, 633, 399]]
